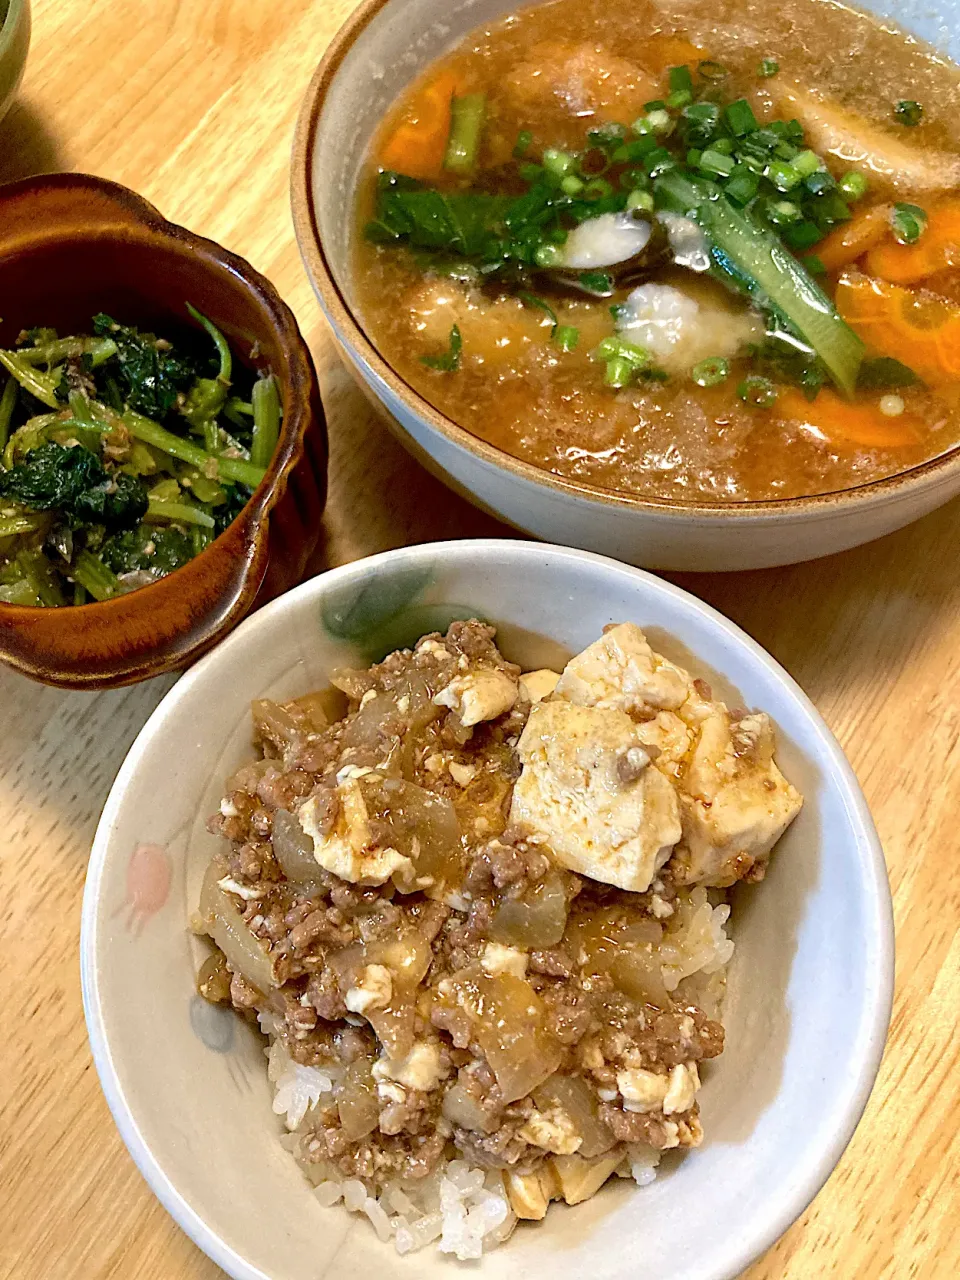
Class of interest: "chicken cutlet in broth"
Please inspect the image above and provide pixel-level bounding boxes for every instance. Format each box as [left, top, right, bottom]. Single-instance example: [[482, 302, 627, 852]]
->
[[352, 0, 960, 502]]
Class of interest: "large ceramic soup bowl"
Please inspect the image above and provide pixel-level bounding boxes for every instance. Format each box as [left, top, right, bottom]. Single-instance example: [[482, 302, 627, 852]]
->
[[292, 0, 960, 571], [83, 540, 893, 1280]]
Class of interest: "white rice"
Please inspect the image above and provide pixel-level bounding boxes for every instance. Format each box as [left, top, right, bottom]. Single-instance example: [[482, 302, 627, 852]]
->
[[264, 888, 733, 1257]]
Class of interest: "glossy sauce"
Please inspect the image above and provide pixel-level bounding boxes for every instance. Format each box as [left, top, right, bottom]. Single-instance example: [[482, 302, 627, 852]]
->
[[352, 0, 960, 502]]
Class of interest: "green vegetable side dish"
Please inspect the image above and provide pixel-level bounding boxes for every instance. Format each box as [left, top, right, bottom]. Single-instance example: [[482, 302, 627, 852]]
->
[[0, 308, 283, 607]]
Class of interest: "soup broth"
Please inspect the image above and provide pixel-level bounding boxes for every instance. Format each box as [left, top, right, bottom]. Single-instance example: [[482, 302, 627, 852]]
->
[[352, 0, 960, 502]]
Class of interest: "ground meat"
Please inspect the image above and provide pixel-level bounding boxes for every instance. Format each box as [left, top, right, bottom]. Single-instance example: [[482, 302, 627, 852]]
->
[[199, 620, 737, 1201]]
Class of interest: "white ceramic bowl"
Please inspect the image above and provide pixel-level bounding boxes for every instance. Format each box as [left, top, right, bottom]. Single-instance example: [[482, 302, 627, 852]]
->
[[291, 0, 960, 572], [82, 540, 893, 1280]]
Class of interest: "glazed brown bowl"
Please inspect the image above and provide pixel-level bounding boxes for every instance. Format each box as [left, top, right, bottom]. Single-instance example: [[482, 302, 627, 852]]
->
[[0, 173, 327, 689], [291, 0, 960, 572]]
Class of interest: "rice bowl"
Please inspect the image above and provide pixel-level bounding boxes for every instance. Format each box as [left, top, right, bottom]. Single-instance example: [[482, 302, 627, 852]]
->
[[81, 540, 893, 1280]]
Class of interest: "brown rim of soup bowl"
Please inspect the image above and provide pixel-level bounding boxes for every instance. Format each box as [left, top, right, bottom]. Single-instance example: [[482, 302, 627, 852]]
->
[[291, 0, 960, 524], [0, 173, 328, 690]]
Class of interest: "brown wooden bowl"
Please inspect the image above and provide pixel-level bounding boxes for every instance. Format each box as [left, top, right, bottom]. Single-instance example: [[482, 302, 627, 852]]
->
[[0, 173, 328, 689]]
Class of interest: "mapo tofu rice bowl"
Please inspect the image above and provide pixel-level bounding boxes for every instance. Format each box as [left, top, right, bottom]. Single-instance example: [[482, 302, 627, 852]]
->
[[196, 617, 802, 1260]]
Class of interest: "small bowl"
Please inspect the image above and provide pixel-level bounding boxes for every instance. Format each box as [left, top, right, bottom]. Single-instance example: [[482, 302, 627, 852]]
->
[[0, 0, 29, 125], [0, 173, 327, 689], [82, 539, 893, 1280], [291, 0, 960, 572]]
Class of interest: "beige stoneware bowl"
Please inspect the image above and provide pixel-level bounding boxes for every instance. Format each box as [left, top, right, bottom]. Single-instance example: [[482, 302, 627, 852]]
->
[[291, 0, 960, 571], [82, 540, 894, 1280]]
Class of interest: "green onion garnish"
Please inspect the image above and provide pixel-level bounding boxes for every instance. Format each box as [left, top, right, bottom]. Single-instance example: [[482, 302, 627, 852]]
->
[[758, 58, 780, 78], [553, 325, 580, 352], [891, 203, 928, 245], [765, 159, 801, 192], [692, 357, 730, 387], [543, 148, 576, 178], [699, 149, 736, 178], [791, 149, 822, 178], [561, 174, 584, 195], [737, 375, 779, 407], [669, 65, 695, 95], [626, 188, 655, 212], [766, 199, 802, 225], [724, 99, 759, 136], [577, 271, 614, 296], [698, 60, 728, 81], [605, 356, 633, 388], [666, 89, 693, 109], [894, 99, 923, 127], [838, 172, 869, 201]]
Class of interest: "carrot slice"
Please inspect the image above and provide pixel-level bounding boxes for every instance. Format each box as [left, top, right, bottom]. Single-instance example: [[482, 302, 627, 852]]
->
[[379, 70, 461, 179], [813, 204, 892, 272], [836, 271, 960, 386], [865, 200, 960, 285], [778, 387, 923, 449]]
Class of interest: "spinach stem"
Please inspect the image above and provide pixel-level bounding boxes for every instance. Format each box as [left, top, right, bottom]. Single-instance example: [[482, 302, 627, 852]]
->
[[0, 351, 61, 408], [123, 410, 266, 489], [250, 374, 281, 469], [146, 497, 216, 529], [186, 303, 232, 384], [0, 376, 17, 455], [71, 550, 123, 602]]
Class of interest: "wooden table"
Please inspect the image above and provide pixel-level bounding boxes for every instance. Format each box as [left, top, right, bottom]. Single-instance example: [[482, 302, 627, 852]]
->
[[1, 1, 958, 1276]]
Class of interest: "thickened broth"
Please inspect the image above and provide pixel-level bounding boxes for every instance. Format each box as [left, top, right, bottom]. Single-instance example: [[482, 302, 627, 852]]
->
[[352, 0, 960, 502]]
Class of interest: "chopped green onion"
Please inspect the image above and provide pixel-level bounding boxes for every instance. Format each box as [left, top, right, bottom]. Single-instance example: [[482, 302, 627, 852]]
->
[[805, 255, 827, 275], [711, 137, 736, 156], [782, 220, 824, 250], [123, 411, 267, 488], [725, 169, 760, 204], [640, 109, 672, 135], [513, 129, 533, 158], [698, 60, 728, 81], [724, 99, 759, 136], [684, 102, 720, 126], [518, 162, 544, 183], [0, 375, 16, 454], [250, 373, 281, 469], [838, 171, 869, 201], [765, 199, 802, 225], [791, 149, 822, 178], [891, 202, 928, 244], [553, 325, 580, 352], [692, 357, 730, 387], [71, 550, 122, 602], [593, 337, 650, 367], [668, 65, 695, 95], [804, 170, 836, 196], [604, 356, 633, 388], [543, 147, 576, 178], [444, 93, 486, 175], [534, 243, 563, 268], [582, 177, 614, 199], [561, 174, 584, 195], [758, 58, 780, 77], [666, 90, 693, 109], [737, 375, 779, 407], [894, 99, 923, 127], [626, 189, 655, 212], [419, 323, 463, 372], [765, 159, 801, 192], [699, 149, 736, 178], [645, 147, 676, 178], [147, 498, 216, 529]]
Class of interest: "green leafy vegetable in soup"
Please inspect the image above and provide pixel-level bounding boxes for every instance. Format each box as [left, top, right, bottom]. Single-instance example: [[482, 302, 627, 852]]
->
[[0, 308, 282, 607], [353, 0, 960, 503]]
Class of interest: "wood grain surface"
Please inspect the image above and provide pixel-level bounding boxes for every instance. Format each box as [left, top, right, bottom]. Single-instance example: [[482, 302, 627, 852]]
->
[[0, 2, 957, 1277]]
